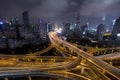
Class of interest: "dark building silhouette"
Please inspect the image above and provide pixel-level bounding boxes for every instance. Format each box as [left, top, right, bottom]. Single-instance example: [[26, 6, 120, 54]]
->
[[63, 23, 70, 36], [10, 18, 22, 40], [39, 21, 52, 38], [43, 23, 48, 38], [22, 11, 30, 29], [81, 23, 88, 34], [47, 23, 52, 32], [76, 13, 80, 29], [96, 24, 106, 41], [111, 17, 120, 40], [75, 13, 83, 37], [14, 20, 21, 40], [0, 23, 9, 48]]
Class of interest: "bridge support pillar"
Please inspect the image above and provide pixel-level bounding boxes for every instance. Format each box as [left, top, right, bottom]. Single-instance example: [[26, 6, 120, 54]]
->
[[104, 51, 106, 55], [110, 61, 113, 65], [96, 52, 99, 56], [28, 76, 32, 80], [102, 70, 106, 74], [40, 59, 43, 63], [111, 50, 114, 53], [81, 68, 85, 74], [4, 77, 8, 80]]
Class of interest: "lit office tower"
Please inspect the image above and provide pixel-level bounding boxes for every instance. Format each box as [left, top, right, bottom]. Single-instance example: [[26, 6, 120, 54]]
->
[[111, 17, 120, 40], [96, 24, 106, 41], [22, 11, 30, 29]]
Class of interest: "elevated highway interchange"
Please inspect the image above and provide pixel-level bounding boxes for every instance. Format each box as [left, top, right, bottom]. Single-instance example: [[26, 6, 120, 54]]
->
[[0, 32, 120, 80]]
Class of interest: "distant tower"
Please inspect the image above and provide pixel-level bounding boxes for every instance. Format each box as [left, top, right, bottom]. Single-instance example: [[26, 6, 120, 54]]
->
[[74, 13, 82, 37], [111, 17, 120, 40], [22, 11, 30, 29], [76, 13, 80, 29]]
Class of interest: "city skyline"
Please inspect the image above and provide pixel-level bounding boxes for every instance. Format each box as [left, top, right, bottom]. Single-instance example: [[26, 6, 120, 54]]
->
[[0, 1, 120, 80], [0, 0, 120, 27]]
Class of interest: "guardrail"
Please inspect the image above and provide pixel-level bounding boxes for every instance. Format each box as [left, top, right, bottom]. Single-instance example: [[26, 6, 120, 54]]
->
[[72, 43, 120, 56]]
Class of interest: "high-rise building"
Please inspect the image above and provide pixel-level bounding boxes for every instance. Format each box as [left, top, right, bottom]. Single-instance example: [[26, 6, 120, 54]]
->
[[70, 22, 76, 30], [38, 19, 43, 37], [81, 23, 88, 34], [42, 23, 47, 38], [62, 22, 70, 36], [10, 18, 21, 39], [42, 22, 52, 38], [96, 24, 106, 41], [75, 13, 83, 37], [47, 23, 53, 32], [38, 19, 52, 38], [22, 11, 30, 29], [76, 13, 80, 29], [111, 17, 120, 40], [38, 19, 45, 38]]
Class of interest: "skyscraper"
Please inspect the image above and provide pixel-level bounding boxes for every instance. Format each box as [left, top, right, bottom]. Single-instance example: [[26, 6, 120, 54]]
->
[[22, 11, 30, 29], [42, 22, 52, 38], [76, 13, 80, 29], [39, 19, 51, 38], [111, 17, 120, 40], [96, 24, 106, 41], [73, 13, 83, 38], [63, 23, 70, 35]]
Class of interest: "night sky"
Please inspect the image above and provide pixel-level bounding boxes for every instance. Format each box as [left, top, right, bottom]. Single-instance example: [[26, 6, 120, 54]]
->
[[0, 0, 120, 27]]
